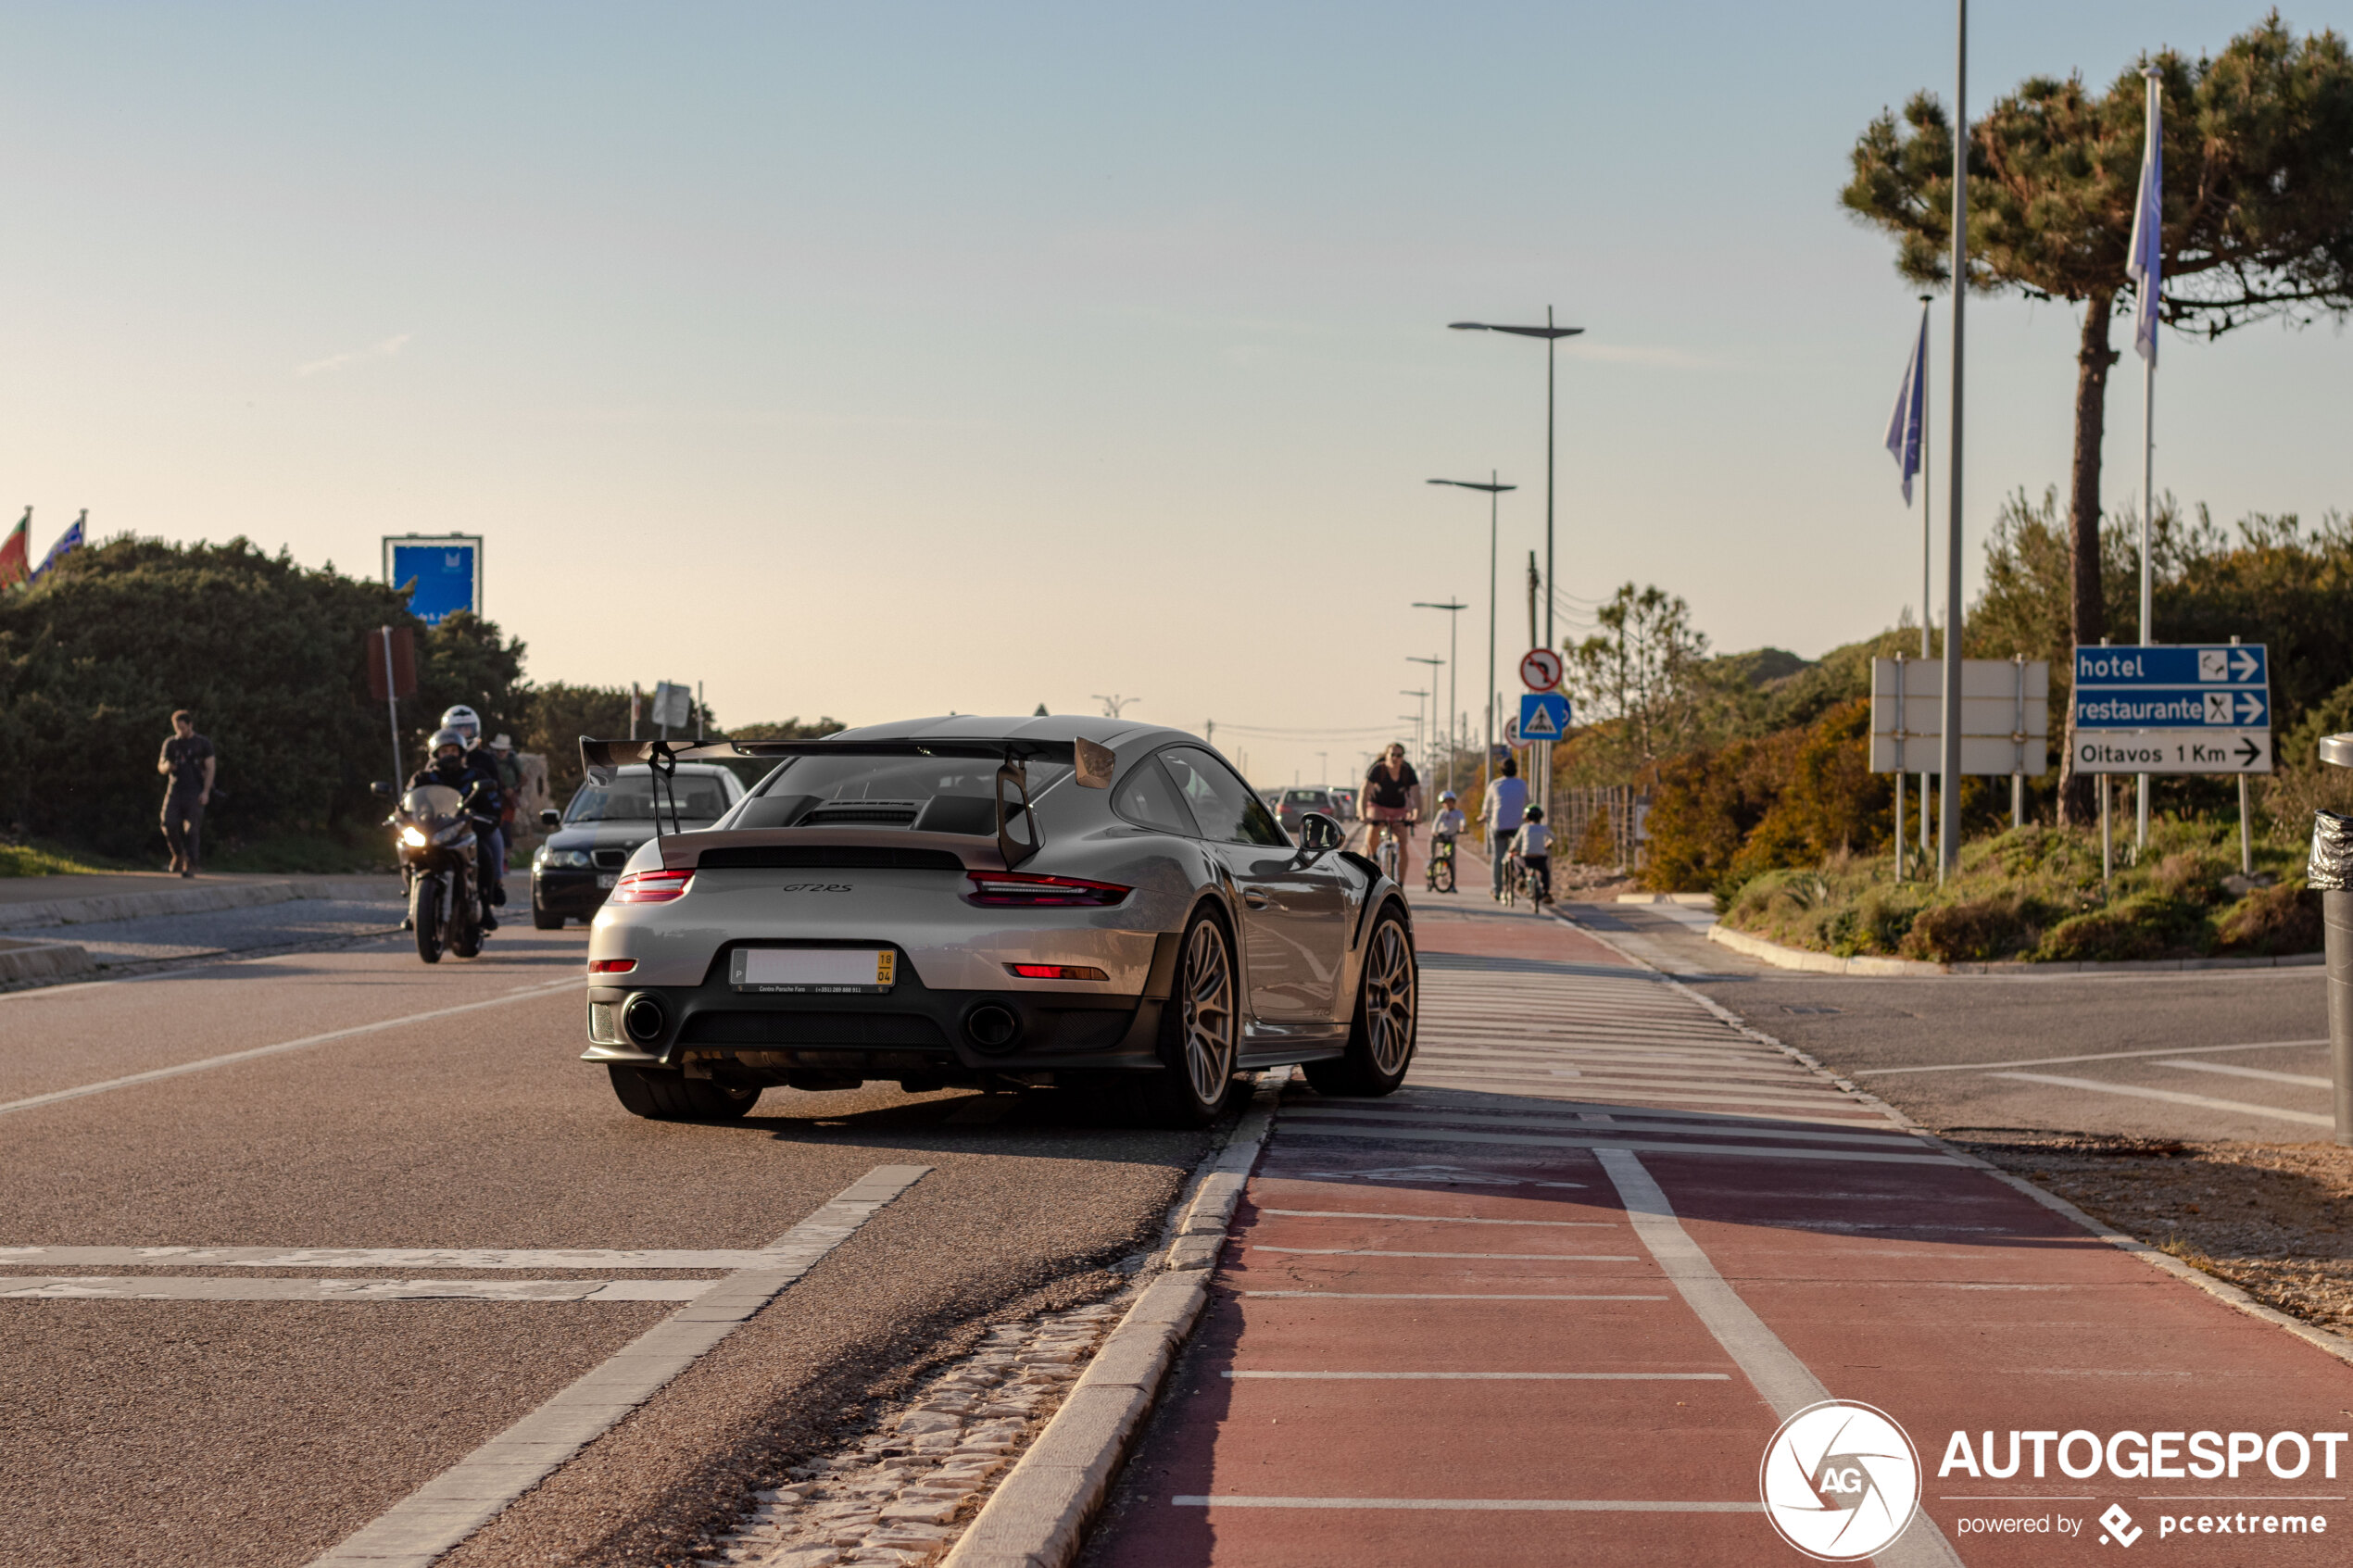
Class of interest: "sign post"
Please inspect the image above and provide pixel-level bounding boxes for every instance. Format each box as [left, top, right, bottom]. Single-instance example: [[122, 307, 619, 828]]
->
[[364, 625, 417, 786], [1870, 657, 2050, 877], [1519, 648, 1563, 820], [2071, 640, 2271, 883], [383, 534, 484, 626]]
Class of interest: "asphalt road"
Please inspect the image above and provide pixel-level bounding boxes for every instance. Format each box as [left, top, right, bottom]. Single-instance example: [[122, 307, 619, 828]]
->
[[0, 926, 1214, 1567], [1578, 904, 2334, 1144]]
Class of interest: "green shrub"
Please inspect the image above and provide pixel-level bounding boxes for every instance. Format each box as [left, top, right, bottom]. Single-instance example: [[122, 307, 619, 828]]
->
[[1898, 891, 2043, 962], [2215, 881, 2322, 956]]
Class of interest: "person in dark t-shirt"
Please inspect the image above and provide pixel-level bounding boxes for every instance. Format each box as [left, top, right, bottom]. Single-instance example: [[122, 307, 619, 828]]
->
[[1362, 742, 1422, 884], [157, 709, 215, 876]]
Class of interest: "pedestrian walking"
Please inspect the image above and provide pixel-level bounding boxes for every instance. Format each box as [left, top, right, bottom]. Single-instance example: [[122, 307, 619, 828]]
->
[[1480, 757, 1529, 900], [157, 709, 215, 876]]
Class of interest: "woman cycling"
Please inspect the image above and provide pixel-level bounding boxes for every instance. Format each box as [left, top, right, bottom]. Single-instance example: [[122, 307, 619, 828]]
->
[[1361, 743, 1422, 884]]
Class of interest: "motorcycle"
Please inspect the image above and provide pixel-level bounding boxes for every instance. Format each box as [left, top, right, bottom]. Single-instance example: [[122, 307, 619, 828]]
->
[[380, 781, 488, 963]]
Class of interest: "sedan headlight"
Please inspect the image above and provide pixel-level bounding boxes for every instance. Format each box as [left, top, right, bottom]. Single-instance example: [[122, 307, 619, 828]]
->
[[538, 848, 593, 869]]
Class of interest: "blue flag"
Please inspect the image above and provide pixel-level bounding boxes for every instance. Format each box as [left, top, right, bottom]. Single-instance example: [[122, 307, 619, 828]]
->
[[29, 509, 84, 583], [1883, 304, 1928, 505], [2126, 68, 2163, 364]]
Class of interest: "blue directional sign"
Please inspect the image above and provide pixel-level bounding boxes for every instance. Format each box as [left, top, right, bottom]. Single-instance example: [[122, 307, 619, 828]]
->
[[2074, 687, 2270, 729], [2072, 643, 2272, 774], [2073, 644, 2266, 686], [1518, 692, 1571, 742], [384, 533, 484, 627]]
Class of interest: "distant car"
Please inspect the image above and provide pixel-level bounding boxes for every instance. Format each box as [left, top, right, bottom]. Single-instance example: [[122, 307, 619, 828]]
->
[[531, 763, 748, 929], [1330, 787, 1357, 822], [1276, 787, 1339, 834], [576, 716, 1418, 1126]]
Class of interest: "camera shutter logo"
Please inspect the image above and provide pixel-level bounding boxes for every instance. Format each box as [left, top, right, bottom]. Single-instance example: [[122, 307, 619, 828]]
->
[[1758, 1400, 1922, 1561]]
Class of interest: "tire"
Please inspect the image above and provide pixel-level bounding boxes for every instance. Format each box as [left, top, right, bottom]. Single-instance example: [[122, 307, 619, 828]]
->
[[1304, 905, 1416, 1098], [607, 1064, 761, 1122], [413, 874, 444, 963], [1140, 910, 1240, 1127], [532, 899, 564, 931], [1433, 856, 1455, 894]]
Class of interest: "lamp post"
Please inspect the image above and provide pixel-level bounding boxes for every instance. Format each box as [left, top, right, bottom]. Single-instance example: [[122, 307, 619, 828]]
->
[[1415, 600, 1469, 797], [1407, 660, 1444, 784], [1401, 690, 1430, 771], [1450, 312, 1583, 824], [1428, 477, 1515, 788]]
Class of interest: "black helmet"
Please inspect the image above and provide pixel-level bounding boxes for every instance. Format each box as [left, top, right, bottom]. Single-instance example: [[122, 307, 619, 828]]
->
[[1523, 805, 1543, 822], [428, 726, 468, 761]]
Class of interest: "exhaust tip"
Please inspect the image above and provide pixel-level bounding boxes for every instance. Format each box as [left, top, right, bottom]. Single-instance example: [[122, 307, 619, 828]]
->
[[622, 994, 668, 1045], [963, 1003, 1020, 1052]]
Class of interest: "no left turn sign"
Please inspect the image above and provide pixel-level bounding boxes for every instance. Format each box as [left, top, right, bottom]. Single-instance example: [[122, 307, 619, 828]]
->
[[1520, 648, 1563, 691]]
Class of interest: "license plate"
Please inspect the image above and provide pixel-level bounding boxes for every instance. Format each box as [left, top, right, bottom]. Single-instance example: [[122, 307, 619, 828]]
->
[[731, 947, 896, 994], [597, 873, 618, 889]]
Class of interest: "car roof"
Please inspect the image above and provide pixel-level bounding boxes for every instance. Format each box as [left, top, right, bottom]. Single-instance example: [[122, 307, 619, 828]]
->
[[831, 714, 1211, 756]]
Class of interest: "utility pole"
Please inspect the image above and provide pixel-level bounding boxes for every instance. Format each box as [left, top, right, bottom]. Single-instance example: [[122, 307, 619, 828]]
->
[[1414, 600, 1468, 796], [1937, 0, 1969, 879]]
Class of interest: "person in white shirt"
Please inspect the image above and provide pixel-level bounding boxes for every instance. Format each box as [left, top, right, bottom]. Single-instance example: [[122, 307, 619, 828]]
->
[[1429, 792, 1466, 843], [1510, 805, 1554, 905], [1480, 759, 1529, 901]]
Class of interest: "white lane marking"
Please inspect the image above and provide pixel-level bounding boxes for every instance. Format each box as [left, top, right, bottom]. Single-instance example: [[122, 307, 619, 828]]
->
[[1252, 1210, 1617, 1228], [0, 978, 578, 1118], [1988, 1073, 2333, 1128], [1284, 1107, 1931, 1149], [1174, 1496, 1761, 1512], [1856, 1038, 2330, 1077], [1281, 1123, 1965, 1166], [0, 1276, 710, 1302], [306, 1163, 930, 1568], [0, 1246, 802, 1270], [1250, 1247, 1635, 1261], [1239, 1292, 1668, 1300], [1222, 1370, 1729, 1381], [1595, 1148, 1968, 1568], [1403, 1076, 1856, 1110], [2158, 1059, 2334, 1089]]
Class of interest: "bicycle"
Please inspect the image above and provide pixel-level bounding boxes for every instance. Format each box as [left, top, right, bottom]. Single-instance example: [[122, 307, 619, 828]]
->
[[1425, 834, 1456, 894], [1500, 848, 1524, 908], [1375, 828, 1401, 883]]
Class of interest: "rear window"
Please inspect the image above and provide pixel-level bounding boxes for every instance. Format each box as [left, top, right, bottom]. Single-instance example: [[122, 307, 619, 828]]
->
[[566, 771, 735, 823], [734, 756, 1073, 834]]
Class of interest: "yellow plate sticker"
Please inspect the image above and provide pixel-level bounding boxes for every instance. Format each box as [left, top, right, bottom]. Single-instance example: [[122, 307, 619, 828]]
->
[[876, 951, 895, 985]]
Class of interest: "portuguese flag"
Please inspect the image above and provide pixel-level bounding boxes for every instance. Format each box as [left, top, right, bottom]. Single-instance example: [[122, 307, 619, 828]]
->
[[0, 508, 27, 592]]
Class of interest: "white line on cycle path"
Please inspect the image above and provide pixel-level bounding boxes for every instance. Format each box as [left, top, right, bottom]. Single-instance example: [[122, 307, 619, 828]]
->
[[306, 1163, 930, 1568], [1854, 1038, 2329, 1077], [0, 977, 578, 1118]]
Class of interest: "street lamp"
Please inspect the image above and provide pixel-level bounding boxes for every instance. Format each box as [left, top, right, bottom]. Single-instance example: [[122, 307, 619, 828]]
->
[[1407, 655, 1447, 790], [1414, 600, 1469, 796], [1400, 688, 1429, 770], [1428, 477, 1515, 784], [1448, 310, 1583, 651]]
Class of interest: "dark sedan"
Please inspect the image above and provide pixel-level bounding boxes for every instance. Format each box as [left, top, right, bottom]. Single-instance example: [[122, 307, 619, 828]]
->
[[530, 763, 746, 928]]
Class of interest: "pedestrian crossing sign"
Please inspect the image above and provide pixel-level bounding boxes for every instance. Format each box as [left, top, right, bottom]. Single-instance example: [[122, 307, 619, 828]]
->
[[1518, 692, 1570, 741]]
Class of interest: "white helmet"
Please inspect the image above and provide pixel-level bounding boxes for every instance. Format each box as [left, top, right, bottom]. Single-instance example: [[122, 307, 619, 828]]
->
[[438, 705, 481, 743]]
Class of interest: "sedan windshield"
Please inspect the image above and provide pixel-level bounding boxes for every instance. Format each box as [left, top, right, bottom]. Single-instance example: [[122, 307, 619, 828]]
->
[[567, 775, 734, 823]]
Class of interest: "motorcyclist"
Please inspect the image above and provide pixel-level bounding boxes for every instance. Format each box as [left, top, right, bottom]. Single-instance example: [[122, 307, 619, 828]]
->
[[408, 727, 501, 930], [437, 705, 508, 910]]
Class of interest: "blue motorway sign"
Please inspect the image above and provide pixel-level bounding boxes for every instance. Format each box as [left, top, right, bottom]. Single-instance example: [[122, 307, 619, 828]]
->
[[2073, 644, 2267, 687], [1518, 692, 1571, 742], [2074, 687, 2270, 729]]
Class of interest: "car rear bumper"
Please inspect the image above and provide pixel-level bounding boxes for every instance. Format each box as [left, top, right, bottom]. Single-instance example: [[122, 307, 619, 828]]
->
[[581, 932, 1183, 1084]]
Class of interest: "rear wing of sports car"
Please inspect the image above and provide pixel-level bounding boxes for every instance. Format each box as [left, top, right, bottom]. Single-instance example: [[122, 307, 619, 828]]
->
[[579, 734, 1115, 869]]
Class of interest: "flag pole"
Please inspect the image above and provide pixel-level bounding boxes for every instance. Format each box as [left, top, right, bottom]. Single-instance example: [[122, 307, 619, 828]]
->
[[1918, 295, 1933, 865], [2135, 63, 2161, 853], [1938, 0, 1968, 881]]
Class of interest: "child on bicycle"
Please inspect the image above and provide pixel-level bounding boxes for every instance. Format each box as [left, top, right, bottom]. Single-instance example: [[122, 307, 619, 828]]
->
[[1426, 790, 1466, 892], [1510, 805, 1554, 905]]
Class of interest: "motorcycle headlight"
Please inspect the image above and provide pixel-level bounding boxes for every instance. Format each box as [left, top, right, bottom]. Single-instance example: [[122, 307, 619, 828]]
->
[[399, 826, 427, 848]]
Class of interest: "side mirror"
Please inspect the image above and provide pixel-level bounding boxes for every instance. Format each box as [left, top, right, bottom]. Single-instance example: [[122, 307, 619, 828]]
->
[[539, 808, 561, 830], [1300, 812, 1343, 856], [371, 781, 395, 797]]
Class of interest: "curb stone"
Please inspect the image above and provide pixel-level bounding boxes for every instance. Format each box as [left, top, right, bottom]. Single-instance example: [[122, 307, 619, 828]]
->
[[0, 877, 400, 932], [1559, 905, 2353, 1371], [937, 1073, 1286, 1568], [0, 936, 95, 983], [1706, 918, 2322, 976]]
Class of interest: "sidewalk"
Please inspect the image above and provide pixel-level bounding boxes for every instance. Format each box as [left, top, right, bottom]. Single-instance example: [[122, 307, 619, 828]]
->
[[1083, 851, 2353, 1563], [0, 871, 398, 931]]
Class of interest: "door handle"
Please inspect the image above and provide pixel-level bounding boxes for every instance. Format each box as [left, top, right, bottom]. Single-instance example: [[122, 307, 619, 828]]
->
[[1242, 889, 1271, 909]]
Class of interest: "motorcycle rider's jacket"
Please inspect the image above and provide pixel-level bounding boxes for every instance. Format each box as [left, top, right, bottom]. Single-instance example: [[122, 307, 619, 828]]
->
[[407, 759, 500, 828]]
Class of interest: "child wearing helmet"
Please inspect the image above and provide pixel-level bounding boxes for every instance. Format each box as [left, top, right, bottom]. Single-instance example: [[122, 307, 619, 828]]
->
[[1429, 790, 1466, 847], [1511, 804, 1554, 905]]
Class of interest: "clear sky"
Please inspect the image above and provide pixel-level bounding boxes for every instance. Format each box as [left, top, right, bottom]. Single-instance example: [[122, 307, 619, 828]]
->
[[3, 3, 2346, 787]]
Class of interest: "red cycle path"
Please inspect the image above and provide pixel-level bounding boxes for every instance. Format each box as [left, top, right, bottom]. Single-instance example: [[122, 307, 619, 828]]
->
[[1084, 870, 2353, 1566]]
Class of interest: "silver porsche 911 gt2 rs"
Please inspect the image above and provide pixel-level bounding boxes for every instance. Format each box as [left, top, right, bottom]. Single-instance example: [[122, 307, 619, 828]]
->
[[576, 715, 1417, 1125]]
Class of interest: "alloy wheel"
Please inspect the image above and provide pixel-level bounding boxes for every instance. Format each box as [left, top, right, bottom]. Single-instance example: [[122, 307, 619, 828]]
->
[[1362, 921, 1416, 1076], [1180, 921, 1237, 1105]]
